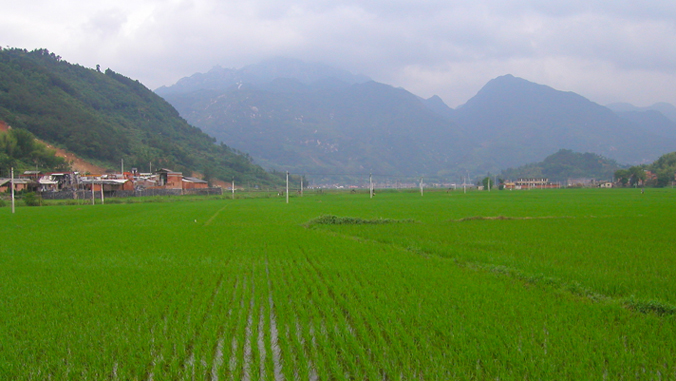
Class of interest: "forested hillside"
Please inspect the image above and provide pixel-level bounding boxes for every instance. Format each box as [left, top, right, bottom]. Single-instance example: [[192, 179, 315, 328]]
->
[[0, 124, 69, 175], [0, 48, 283, 185]]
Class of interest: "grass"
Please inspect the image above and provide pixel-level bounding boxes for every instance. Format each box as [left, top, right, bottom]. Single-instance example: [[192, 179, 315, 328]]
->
[[1, 188, 675, 379]]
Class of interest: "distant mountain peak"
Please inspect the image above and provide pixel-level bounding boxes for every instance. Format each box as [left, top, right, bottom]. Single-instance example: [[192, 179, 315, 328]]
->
[[421, 95, 454, 120], [458, 74, 600, 116]]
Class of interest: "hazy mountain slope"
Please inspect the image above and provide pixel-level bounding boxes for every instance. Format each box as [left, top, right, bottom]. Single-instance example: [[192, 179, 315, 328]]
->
[[452, 75, 675, 171], [162, 78, 465, 177], [613, 110, 676, 139], [159, 61, 676, 181], [607, 102, 676, 123], [0, 48, 282, 185]]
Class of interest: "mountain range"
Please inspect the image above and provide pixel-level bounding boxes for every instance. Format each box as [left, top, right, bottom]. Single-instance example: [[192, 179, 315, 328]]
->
[[2, 49, 673, 184], [158, 60, 676, 180]]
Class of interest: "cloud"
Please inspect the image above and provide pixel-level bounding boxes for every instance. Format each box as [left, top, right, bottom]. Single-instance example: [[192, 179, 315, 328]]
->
[[2, 0, 676, 108]]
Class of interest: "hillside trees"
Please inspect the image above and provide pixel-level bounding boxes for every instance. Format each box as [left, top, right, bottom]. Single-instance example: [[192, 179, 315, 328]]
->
[[614, 166, 646, 186], [648, 152, 676, 187], [0, 127, 69, 175], [0, 48, 283, 186], [501, 149, 621, 182]]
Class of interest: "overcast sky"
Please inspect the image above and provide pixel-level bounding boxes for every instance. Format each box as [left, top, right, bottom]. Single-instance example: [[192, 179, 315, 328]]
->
[[3, 0, 676, 107]]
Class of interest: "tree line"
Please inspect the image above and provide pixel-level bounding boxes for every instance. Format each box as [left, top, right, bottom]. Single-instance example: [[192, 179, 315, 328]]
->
[[614, 152, 676, 187]]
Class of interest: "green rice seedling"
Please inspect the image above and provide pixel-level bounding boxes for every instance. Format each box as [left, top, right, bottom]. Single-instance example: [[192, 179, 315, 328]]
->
[[3, 190, 676, 378]]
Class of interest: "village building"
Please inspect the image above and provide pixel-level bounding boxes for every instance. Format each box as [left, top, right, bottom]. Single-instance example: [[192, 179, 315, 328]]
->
[[5, 177, 37, 192], [182, 177, 209, 189], [515, 178, 549, 188], [154, 169, 183, 189], [0, 178, 10, 192], [20, 170, 42, 181], [5, 166, 217, 199], [38, 175, 59, 192], [503, 178, 560, 190]]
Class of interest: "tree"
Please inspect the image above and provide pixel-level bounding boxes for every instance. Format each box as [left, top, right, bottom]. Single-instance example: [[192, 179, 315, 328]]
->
[[614, 169, 630, 186], [648, 152, 676, 187], [481, 176, 492, 189], [628, 166, 646, 186]]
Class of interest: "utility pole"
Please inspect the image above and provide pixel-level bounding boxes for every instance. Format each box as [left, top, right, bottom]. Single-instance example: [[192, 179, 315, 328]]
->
[[369, 173, 373, 199], [420, 177, 424, 196], [286, 171, 289, 204], [232, 177, 235, 200], [10, 167, 15, 214], [300, 176, 303, 197]]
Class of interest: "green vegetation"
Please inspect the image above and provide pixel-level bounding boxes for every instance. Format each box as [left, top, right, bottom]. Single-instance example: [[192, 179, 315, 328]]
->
[[1, 189, 675, 379], [0, 48, 283, 185], [615, 151, 676, 187], [21, 192, 41, 206], [303, 214, 417, 227], [0, 127, 69, 174], [648, 151, 676, 186], [501, 148, 622, 182]]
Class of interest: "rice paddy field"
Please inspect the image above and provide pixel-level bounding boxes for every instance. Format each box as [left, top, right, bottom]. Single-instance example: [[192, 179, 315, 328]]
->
[[1, 188, 675, 380]]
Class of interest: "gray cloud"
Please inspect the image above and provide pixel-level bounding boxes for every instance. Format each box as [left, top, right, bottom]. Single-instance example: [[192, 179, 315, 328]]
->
[[2, 0, 676, 108]]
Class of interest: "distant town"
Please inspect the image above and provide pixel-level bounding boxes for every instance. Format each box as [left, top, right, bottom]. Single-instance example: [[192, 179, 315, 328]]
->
[[3, 170, 661, 200], [0, 168, 222, 199]]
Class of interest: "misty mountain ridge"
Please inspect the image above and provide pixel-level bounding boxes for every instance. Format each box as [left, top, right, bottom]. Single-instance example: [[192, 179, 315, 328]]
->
[[158, 61, 676, 180], [156, 58, 371, 96], [162, 78, 465, 178], [606, 102, 676, 123], [449, 74, 676, 171]]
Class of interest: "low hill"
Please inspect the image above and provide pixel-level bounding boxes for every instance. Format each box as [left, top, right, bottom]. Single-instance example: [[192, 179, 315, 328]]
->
[[499, 149, 622, 182], [0, 48, 283, 186]]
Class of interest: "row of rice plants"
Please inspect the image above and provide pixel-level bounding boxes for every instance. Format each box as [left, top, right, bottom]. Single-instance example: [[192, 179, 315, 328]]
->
[[314, 189, 676, 306], [4, 191, 676, 378]]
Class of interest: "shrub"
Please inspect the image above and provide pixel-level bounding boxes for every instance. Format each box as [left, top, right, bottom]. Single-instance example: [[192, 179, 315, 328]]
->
[[304, 214, 417, 228], [22, 192, 41, 206]]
